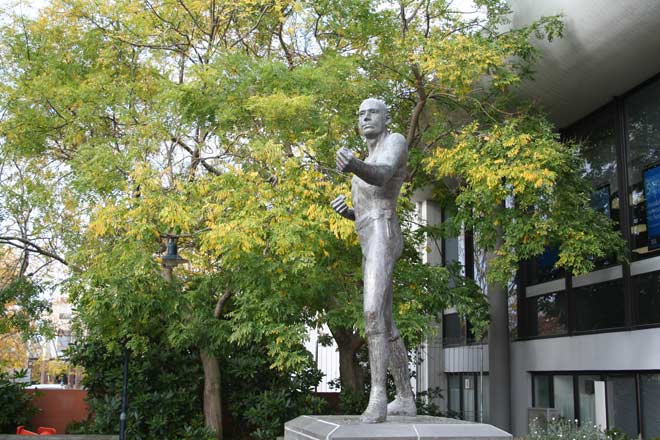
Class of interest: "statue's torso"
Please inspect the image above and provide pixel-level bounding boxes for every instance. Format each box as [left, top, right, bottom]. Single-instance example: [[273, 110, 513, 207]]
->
[[351, 137, 407, 225]]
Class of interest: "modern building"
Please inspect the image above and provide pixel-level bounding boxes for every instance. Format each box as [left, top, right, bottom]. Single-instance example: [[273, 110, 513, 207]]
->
[[414, 1, 660, 438]]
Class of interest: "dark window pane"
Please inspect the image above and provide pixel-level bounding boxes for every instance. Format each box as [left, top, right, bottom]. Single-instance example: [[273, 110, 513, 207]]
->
[[443, 313, 462, 345], [574, 279, 625, 331], [625, 77, 660, 259], [527, 292, 568, 337], [641, 374, 660, 439], [533, 375, 552, 408], [466, 319, 476, 344], [606, 375, 638, 438], [633, 271, 660, 325], [527, 248, 562, 285]]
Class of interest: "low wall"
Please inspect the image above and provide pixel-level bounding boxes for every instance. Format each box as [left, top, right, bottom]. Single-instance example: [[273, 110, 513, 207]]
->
[[26, 390, 89, 434]]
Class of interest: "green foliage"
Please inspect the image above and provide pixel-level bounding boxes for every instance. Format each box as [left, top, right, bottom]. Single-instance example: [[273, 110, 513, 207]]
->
[[66, 337, 207, 439], [0, 370, 39, 434], [0, 277, 54, 342], [425, 117, 626, 285], [223, 343, 327, 440]]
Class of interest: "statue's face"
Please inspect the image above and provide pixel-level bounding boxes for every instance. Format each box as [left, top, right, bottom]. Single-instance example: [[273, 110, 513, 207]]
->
[[358, 99, 390, 138]]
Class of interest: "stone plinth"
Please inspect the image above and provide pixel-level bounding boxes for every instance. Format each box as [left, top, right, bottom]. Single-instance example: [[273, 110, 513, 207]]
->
[[284, 415, 511, 440]]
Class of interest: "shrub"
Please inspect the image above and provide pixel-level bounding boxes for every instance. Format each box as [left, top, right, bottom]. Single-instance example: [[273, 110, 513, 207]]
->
[[529, 417, 608, 440], [0, 369, 39, 433], [65, 337, 207, 440], [223, 343, 327, 440]]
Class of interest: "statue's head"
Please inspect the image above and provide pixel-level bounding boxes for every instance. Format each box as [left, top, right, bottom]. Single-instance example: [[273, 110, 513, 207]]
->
[[358, 98, 391, 139]]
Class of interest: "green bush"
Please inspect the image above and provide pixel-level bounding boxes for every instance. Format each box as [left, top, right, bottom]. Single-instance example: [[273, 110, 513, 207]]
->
[[0, 369, 39, 433], [66, 337, 209, 440], [529, 417, 608, 440], [223, 343, 327, 440], [67, 335, 326, 440]]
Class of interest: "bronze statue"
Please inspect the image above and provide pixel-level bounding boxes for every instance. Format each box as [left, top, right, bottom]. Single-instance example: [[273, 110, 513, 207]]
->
[[331, 98, 416, 423]]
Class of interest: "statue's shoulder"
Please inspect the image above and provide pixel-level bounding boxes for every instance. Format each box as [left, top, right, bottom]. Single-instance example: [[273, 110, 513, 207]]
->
[[387, 132, 407, 148]]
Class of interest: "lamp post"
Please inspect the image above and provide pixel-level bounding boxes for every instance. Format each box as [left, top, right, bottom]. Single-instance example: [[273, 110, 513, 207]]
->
[[160, 235, 188, 282], [118, 235, 187, 440]]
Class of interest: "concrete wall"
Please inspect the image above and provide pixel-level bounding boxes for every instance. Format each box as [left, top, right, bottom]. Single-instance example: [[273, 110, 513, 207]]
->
[[510, 327, 660, 436]]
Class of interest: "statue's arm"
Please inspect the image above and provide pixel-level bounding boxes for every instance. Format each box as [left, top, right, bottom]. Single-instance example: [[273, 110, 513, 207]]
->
[[337, 134, 407, 186], [330, 195, 355, 221]]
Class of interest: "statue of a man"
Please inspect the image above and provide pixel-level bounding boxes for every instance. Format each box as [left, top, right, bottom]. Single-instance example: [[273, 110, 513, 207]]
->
[[331, 98, 416, 423]]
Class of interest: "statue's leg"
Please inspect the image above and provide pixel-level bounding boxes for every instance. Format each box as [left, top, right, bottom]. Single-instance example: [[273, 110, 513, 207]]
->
[[360, 229, 396, 423], [387, 321, 417, 417]]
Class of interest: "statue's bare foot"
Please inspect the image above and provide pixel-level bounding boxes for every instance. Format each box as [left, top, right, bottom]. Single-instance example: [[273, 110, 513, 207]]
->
[[387, 396, 417, 417], [360, 391, 387, 423]]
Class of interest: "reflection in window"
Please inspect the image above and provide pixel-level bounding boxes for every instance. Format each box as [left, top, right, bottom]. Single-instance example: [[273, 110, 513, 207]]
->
[[533, 375, 552, 408], [553, 375, 575, 419], [578, 375, 600, 424], [564, 106, 619, 270], [448, 374, 461, 416], [527, 292, 568, 337], [526, 248, 561, 285], [606, 375, 638, 438], [633, 271, 660, 325], [443, 313, 462, 346], [626, 78, 660, 258], [574, 279, 625, 332], [641, 374, 660, 439]]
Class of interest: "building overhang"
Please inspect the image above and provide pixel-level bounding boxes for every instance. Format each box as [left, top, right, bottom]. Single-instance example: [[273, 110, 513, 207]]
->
[[508, 0, 660, 129]]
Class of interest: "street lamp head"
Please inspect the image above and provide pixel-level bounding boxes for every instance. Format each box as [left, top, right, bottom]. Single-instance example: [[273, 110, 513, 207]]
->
[[161, 236, 188, 268]]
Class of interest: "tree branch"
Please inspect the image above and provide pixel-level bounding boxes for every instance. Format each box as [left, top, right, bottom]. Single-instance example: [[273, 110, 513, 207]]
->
[[0, 236, 68, 266], [171, 137, 223, 176], [213, 288, 233, 319]]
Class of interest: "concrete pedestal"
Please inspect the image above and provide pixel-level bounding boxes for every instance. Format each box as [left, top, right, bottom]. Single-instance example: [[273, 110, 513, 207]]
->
[[284, 415, 511, 440]]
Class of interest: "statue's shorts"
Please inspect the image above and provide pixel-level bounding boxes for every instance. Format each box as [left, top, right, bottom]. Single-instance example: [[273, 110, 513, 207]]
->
[[355, 209, 404, 337]]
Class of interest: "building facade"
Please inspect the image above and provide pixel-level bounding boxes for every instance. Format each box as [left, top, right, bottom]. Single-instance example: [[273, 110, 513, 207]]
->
[[415, 1, 660, 437]]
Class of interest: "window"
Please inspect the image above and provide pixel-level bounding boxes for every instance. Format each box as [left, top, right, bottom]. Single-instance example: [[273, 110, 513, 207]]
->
[[443, 313, 462, 346], [532, 374, 574, 420], [527, 292, 568, 337], [567, 105, 620, 269], [641, 374, 660, 439], [533, 375, 552, 408], [532, 372, 660, 437], [443, 313, 480, 346], [447, 373, 489, 422], [632, 270, 660, 325], [606, 375, 638, 438], [526, 248, 562, 286], [443, 207, 459, 266], [574, 279, 625, 332], [519, 75, 660, 338], [448, 374, 461, 417], [626, 78, 660, 259], [578, 375, 600, 424]]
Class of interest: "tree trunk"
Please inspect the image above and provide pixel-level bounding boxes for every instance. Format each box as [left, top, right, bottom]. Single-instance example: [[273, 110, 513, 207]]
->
[[329, 325, 364, 393], [201, 351, 223, 439], [486, 235, 511, 431]]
